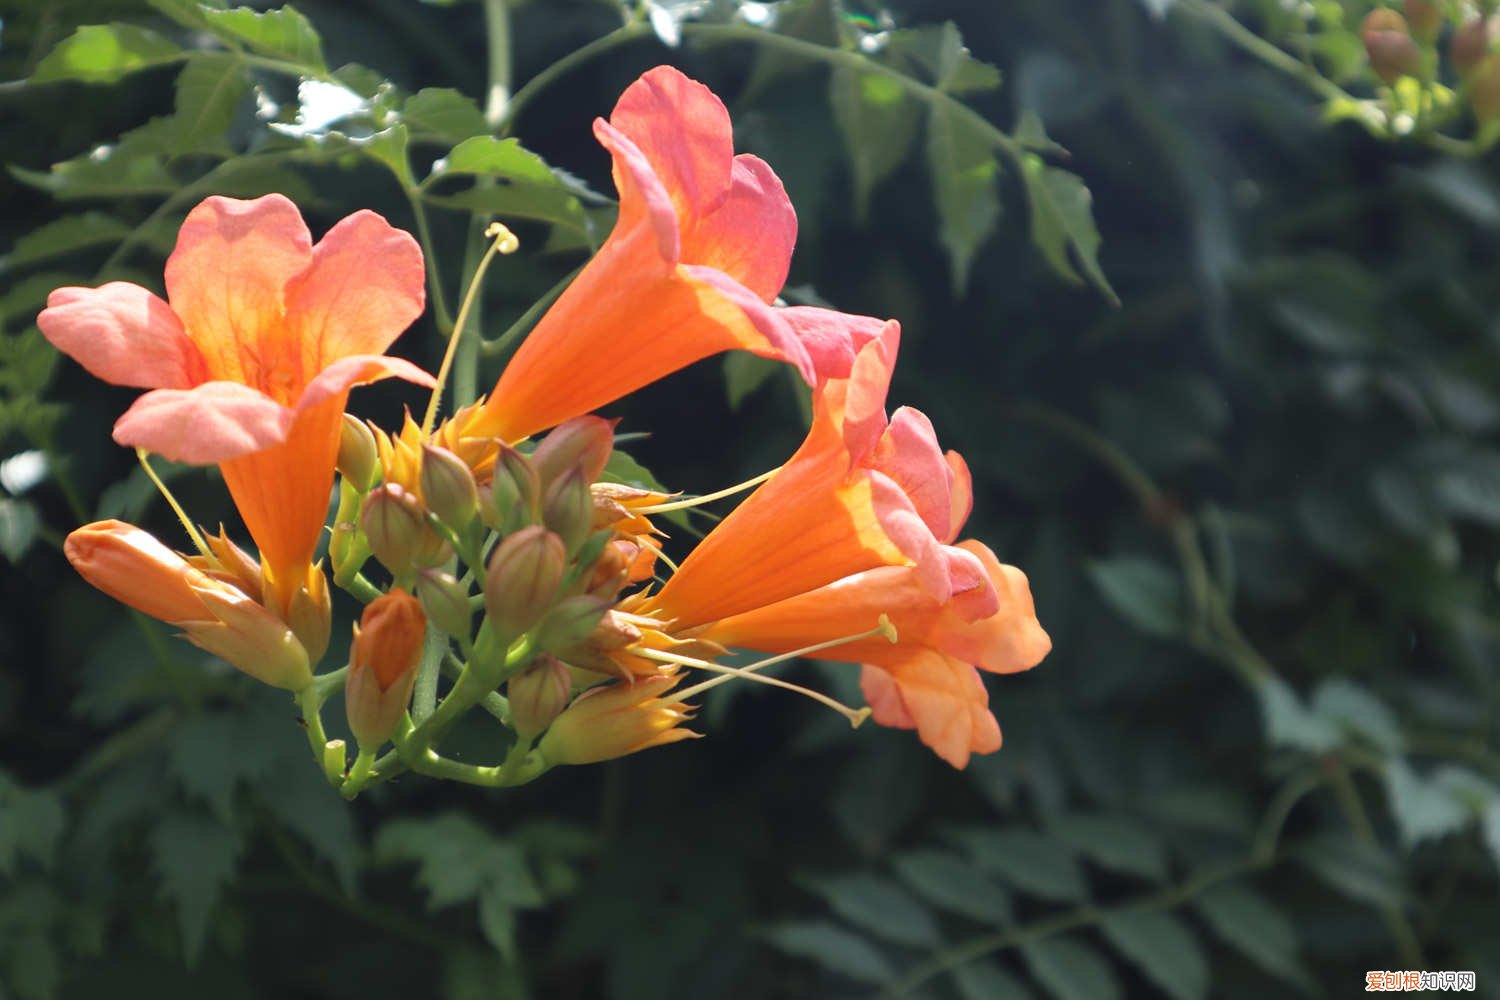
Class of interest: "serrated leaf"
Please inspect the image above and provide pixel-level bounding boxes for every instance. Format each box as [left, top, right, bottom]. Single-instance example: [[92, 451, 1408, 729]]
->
[[258, 754, 359, 893], [1021, 155, 1118, 304], [946, 827, 1088, 902], [891, 849, 1013, 924], [172, 54, 251, 155], [10, 147, 177, 200], [3, 213, 132, 269], [1296, 834, 1405, 907], [926, 100, 1001, 294], [799, 872, 940, 947], [401, 88, 489, 141], [1193, 882, 1311, 988], [428, 136, 588, 232], [1258, 675, 1340, 752], [0, 781, 65, 875], [830, 68, 919, 221], [952, 960, 1035, 1000], [477, 885, 518, 961], [0, 499, 40, 564], [353, 125, 415, 187], [1384, 758, 1471, 848], [31, 23, 183, 85], [1311, 678, 1403, 753], [201, 4, 326, 74], [762, 920, 895, 985], [1048, 813, 1169, 881], [1100, 910, 1209, 1000], [1022, 936, 1122, 1000], [146, 0, 226, 30], [932, 22, 1002, 94], [1014, 111, 1066, 155], [149, 811, 244, 963], [1086, 557, 1183, 638], [374, 813, 542, 911]]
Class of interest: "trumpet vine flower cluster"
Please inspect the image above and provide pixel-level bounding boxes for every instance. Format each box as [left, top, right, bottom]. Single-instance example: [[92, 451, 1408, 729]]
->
[[42, 66, 1050, 793]]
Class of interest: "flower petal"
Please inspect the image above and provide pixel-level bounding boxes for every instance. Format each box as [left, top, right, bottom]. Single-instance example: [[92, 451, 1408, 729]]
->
[[164, 194, 312, 386], [65, 520, 213, 623], [284, 209, 426, 368], [945, 451, 974, 543], [680, 154, 795, 302], [680, 264, 813, 383], [608, 65, 734, 226], [874, 407, 954, 542], [113, 382, 292, 464], [296, 354, 437, 416], [861, 652, 1001, 768], [837, 321, 901, 466], [949, 541, 1053, 672], [594, 118, 681, 264], [38, 283, 203, 390], [781, 306, 887, 384]]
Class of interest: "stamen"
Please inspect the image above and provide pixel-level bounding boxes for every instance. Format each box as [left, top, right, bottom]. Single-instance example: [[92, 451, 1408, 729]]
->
[[136, 449, 215, 561], [421, 222, 520, 437], [670, 614, 897, 703], [635, 646, 872, 728], [631, 467, 780, 515], [635, 538, 680, 575]]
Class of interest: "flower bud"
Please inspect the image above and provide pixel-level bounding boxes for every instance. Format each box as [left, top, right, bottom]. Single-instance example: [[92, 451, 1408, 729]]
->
[[1404, 0, 1441, 42], [337, 414, 380, 491], [285, 564, 332, 665], [534, 594, 611, 653], [542, 467, 593, 554], [584, 539, 635, 598], [420, 444, 479, 531], [194, 526, 262, 601], [538, 675, 697, 765], [345, 589, 426, 748], [362, 484, 449, 575], [1473, 52, 1500, 120], [484, 526, 566, 640], [487, 444, 540, 532], [554, 608, 642, 673], [532, 416, 615, 489], [65, 520, 312, 690], [1362, 9, 1421, 84], [417, 569, 472, 640], [507, 654, 572, 739], [1454, 17, 1495, 76]]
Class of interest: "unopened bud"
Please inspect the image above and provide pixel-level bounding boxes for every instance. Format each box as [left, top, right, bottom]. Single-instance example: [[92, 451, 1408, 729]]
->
[[532, 416, 615, 489], [487, 444, 540, 532], [1404, 0, 1441, 42], [535, 594, 610, 653], [1473, 52, 1500, 120], [555, 608, 642, 672], [1454, 17, 1494, 76], [338, 415, 380, 491], [538, 675, 696, 765], [484, 526, 566, 639], [417, 569, 472, 640], [420, 444, 479, 531], [585, 539, 635, 598], [1362, 10, 1420, 84], [542, 467, 593, 554], [362, 484, 449, 575], [507, 655, 572, 739], [345, 589, 426, 748], [286, 565, 332, 664], [196, 526, 262, 600]]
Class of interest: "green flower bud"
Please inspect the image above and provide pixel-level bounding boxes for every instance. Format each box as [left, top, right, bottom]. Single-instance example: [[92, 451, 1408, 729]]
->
[[532, 416, 615, 489], [507, 654, 572, 739], [337, 414, 380, 491], [487, 444, 540, 533], [420, 444, 479, 531], [542, 467, 593, 555], [1362, 10, 1420, 84], [484, 525, 566, 640], [362, 484, 450, 575], [534, 594, 610, 653], [417, 569, 473, 641]]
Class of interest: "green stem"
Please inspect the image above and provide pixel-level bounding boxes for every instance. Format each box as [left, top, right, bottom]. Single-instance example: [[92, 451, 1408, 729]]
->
[[499, 23, 649, 136], [410, 626, 447, 725], [334, 571, 382, 603], [404, 187, 456, 334], [296, 685, 338, 787], [483, 0, 513, 127], [480, 264, 583, 358], [1174, 0, 1354, 106]]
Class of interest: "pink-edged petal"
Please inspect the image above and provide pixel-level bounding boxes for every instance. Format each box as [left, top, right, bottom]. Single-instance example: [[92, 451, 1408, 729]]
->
[[681, 154, 795, 302], [113, 382, 291, 464], [595, 118, 682, 264], [38, 284, 204, 390], [296, 355, 437, 415], [608, 65, 734, 224], [942, 544, 1000, 622], [284, 209, 426, 366], [869, 652, 1001, 768], [781, 307, 888, 384], [874, 406, 953, 541], [680, 264, 814, 384], [840, 321, 901, 465], [945, 451, 974, 543], [164, 194, 312, 381], [868, 469, 946, 598], [861, 664, 916, 729], [950, 540, 1053, 673]]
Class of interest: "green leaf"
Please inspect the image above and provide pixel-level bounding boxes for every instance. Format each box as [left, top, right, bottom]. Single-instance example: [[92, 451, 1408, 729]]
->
[[946, 827, 1088, 902], [1047, 813, 1169, 881], [171, 54, 252, 155], [1086, 557, 1183, 638], [1384, 758, 1471, 848], [1296, 833, 1405, 907], [1193, 882, 1311, 989], [1021, 937, 1122, 1000], [0, 499, 40, 564], [374, 813, 542, 910], [926, 100, 1001, 294], [477, 885, 519, 961], [830, 68, 920, 221], [799, 872, 941, 947], [762, 920, 895, 985], [952, 961, 1036, 1000], [401, 88, 489, 142], [1021, 155, 1119, 305], [1099, 910, 1209, 1000], [723, 352, 781, 410], [354, 125, 415, 187], [427, 136, 588, 232], [146, 0, 226, 31], [3, 213, 132, 269], [885, 23, 1002, 95], [1257, 675, 1340, 753], [1014, 111, 1066, 156], [0, 780, 65, 875], [1435, 449, 1500, 526], [257, 752, 359, 894], [1310, 678, 1402, 753], [149, 811, 244, 963], [891, 849, 1013, 924], [201, 4, 326, 74], [31, 23, 183, 85], [10, 146, 177, 200]]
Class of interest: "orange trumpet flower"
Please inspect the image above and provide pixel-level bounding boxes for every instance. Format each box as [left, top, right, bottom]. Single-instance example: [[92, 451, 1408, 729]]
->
[[39, 194, 434, 612], [464, 65, 886, 443]]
